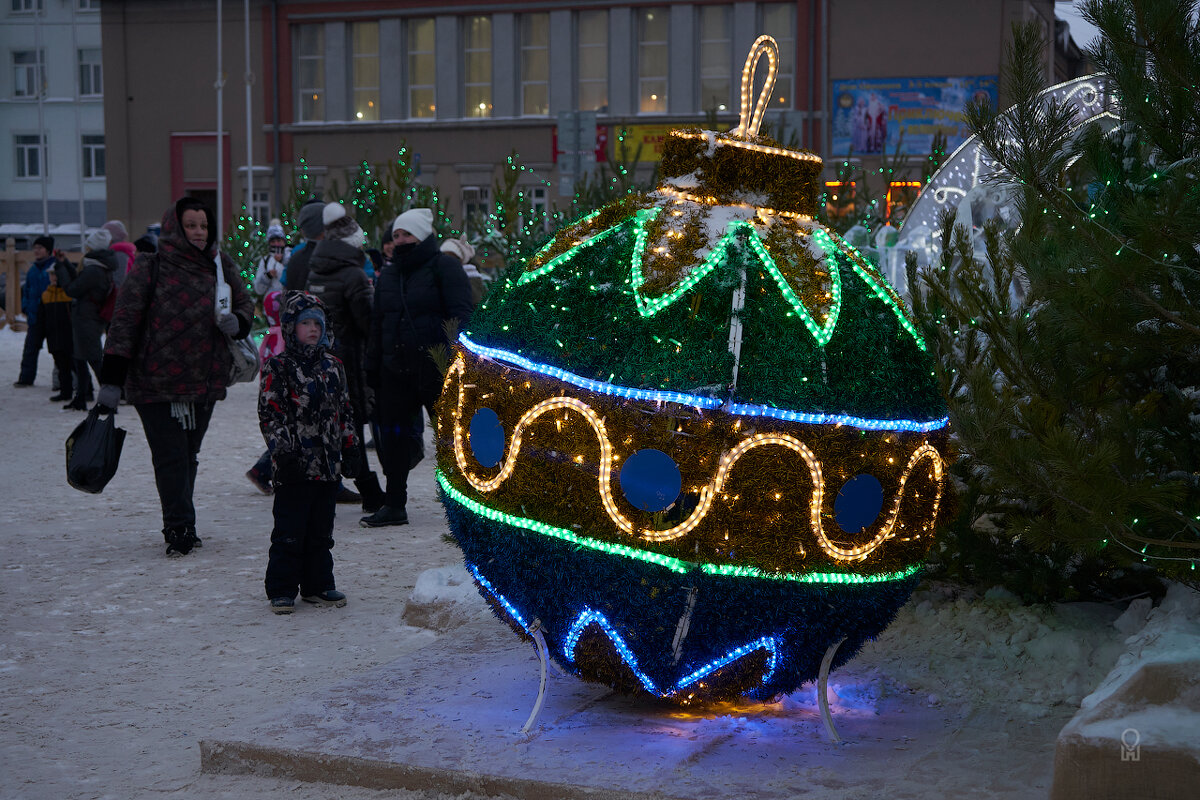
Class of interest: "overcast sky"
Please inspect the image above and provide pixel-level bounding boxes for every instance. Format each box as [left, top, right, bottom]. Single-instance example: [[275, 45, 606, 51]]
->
[[1055, 1, 1102, 48]]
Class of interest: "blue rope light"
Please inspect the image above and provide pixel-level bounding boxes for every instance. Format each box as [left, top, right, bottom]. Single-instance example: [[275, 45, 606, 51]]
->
[[673, 636, 778, 691], [563, 607, 780, 697], [565, 608, 662, 695], [458, 334, 948, 432], [466, 562, 531, 632]]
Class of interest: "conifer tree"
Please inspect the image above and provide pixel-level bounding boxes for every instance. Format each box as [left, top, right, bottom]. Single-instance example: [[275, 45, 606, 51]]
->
[[911, 1, 1200, 594]]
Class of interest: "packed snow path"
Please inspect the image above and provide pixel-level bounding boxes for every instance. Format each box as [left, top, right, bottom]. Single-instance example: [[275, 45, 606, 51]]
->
[[0, 327, 1140, 799]]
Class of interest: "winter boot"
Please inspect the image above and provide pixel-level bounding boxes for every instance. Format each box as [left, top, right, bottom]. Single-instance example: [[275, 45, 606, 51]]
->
[[360, 505, 408, 528], [335, 484, 362, 504], [301, 589, 347, 608], [163, 526, 198, 557], [270, 597, 295, 615], [356, 472, 385, 514]]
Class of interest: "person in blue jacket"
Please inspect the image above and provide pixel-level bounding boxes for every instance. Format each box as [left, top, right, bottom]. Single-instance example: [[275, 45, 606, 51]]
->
[[14, 235, 68, 388]]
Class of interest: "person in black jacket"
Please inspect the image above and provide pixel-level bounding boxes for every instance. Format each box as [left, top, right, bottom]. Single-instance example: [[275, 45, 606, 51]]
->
[[305, 202, 384, 513], [64, 229, 119, 410], [41, 254, 77, 402], [283, 197, 324, 292], [362, 208, 473, 527]]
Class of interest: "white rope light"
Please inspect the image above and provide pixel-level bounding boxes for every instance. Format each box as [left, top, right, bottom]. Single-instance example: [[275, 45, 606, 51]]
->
[[733, 35, 779, 140], [445, 357, 948, 562]]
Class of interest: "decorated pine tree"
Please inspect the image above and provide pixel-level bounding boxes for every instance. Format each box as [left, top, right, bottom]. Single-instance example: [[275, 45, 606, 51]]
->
[[223, 206, 264, 299], [910, 2, 1200, 595]]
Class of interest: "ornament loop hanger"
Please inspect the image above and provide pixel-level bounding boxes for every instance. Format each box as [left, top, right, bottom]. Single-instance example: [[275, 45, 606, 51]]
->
[[733, 35, 779, 139]]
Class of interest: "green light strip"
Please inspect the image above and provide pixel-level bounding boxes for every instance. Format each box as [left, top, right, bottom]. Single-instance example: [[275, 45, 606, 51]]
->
[[438, 469, 921, 586], [743, 226, 842, 346], [516, 209, 605, 285], [814, 227, 928, 352]]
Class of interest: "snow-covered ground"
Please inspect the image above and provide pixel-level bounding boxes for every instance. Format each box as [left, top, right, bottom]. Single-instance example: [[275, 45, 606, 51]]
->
[[0, 324, 1193, 799]]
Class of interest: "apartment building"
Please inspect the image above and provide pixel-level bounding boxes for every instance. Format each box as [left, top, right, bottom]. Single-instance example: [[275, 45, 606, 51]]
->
[[101, 0, 1080, 239], [1, 0, 106, 245]]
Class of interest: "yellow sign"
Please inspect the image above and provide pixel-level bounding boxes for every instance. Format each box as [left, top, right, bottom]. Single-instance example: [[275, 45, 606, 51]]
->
[[621, 125, 676, 163]]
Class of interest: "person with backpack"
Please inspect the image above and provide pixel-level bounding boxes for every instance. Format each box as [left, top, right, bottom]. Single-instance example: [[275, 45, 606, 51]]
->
[[63, 229, 119, 411]]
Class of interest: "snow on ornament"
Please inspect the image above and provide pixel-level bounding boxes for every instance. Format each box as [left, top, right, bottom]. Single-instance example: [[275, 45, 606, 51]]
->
[[435, 36, 953, 705]]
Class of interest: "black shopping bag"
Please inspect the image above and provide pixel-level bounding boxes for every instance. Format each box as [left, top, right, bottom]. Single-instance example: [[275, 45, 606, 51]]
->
[[65, 407, 126, 494]]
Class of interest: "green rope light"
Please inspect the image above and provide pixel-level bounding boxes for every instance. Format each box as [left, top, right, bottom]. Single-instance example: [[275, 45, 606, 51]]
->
[[438, 469, 921, 586]]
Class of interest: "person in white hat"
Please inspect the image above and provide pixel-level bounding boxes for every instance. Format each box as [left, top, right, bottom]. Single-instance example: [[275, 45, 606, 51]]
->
[[361, 208, 474, 527]]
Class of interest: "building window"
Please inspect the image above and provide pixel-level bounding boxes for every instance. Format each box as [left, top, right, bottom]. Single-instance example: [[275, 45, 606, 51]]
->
[[520, 13, 549, 116], [462, 185, 491, 236], [81, 134, 105, 179], [463, 16, 492, 118], [78, 48, 102, 97], [78, 0, 99, 10], [11, 0, 44, 12], [699, 5, 732, 113], [13, 50, 43, 98], [251, 188, 271, 223], [760, 3, 794, 108], [407, 17, 435, 118], [350, 22, 379, 121], [15, 134, 45, 179], [295, 24, 324, 122], [637, 7, 668, 113], [577, 9, 607, 113]]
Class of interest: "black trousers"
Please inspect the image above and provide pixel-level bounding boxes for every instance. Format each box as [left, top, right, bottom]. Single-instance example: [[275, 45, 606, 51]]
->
[[17, 316, 45, 384], [135, 401, 215, 531], [375, 387, 434, 509], [265, 481, 338, 599]]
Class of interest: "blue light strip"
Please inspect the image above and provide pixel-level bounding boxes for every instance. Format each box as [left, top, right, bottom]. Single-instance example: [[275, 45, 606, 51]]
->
[[457, 334, 948, 433], [459, 333, 722, 409], [466, 563, 531, 632], [565, 608, 662, 695], [563, 607, 780, 697], [673, 636, 779, 692]]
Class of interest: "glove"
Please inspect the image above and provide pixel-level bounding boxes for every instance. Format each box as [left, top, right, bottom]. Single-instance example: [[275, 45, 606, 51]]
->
[[273, 451, 307, 484], [341, 445, 363, 479], [95, 384, 122, 414], [216, 312, 239, 336]]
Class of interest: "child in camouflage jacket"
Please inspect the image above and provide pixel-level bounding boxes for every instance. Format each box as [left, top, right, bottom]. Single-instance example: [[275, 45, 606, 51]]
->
[[258, 290, 360, 614]]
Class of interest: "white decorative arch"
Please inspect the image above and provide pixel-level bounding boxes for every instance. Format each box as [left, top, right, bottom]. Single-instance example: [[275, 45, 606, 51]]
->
[[898, 74, 1118, 262]]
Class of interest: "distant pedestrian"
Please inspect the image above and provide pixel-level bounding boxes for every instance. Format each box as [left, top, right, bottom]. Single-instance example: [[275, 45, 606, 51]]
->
[[258, 291, 359, 615], [281, 197, 323, 291], [40, 252, 77, 402], [96, 197, 255, 557], [362, 208, 473, 527], [63, 228, 118, 411], [101, 220, 136, 288], [14, 236, 67, 388], [253, 223, 289, 299], [305, 202, 383, 513]]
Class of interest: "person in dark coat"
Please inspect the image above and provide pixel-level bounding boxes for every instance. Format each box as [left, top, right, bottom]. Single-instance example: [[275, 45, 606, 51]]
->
[[13, 235, 66, 388], [96, 197, 255, 557], [282, 197, 324, 291], [362, 208, 474, 527], [40, 254, 77, 402], [304, 202, 384, 513], [63, 228, 119, 410]]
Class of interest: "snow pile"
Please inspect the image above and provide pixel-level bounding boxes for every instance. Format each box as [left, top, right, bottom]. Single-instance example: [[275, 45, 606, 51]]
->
[[1062, 582, 1200, 746], [402, 566, 490, 632]]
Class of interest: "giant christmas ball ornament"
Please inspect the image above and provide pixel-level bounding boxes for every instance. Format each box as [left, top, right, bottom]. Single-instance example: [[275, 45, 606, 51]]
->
[[435, 37, 951, 705]]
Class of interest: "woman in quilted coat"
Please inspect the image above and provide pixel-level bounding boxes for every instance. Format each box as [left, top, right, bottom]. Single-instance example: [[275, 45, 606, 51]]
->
[[96, 197, 254, 557]]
